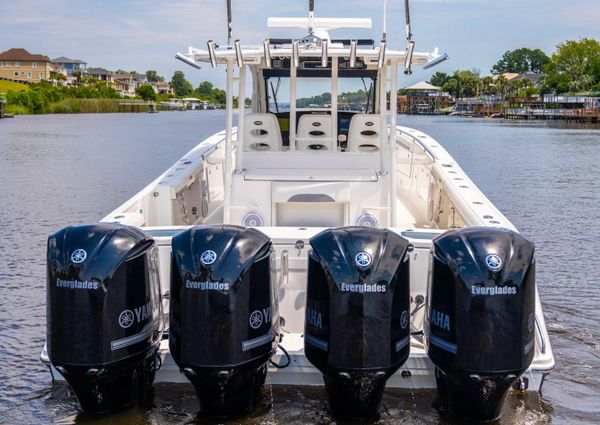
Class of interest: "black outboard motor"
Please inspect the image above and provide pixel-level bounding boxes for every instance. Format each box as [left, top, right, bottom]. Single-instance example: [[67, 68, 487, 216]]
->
[[169, 225, 278, 417], [426, 227, 536, 421], [47, 223, 163, 413], [305, 227, 411, 419]]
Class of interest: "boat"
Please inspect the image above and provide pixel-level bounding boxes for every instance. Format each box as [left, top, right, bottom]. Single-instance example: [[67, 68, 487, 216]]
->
[[41, 1, 554, 421]]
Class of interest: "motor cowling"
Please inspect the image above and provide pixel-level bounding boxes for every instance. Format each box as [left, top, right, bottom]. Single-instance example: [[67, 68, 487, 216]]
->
[[305, 227, 411, 419], [169, 225, 279, 417], [46, 223, 163, 413], [426, 227, 536, 421]]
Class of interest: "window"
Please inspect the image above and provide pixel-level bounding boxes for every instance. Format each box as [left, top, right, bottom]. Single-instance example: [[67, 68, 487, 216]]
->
[[15, 62, 20, 68], [0, 62, 2, 68], [5, 62, 11, 67], [39, 72, 45, 79], [27, 72, 32, 79], [32, 62, 37, 68], [14, 71, 19, 77]]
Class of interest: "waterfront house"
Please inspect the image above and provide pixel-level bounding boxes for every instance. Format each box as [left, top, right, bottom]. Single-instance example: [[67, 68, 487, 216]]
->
[[399, 81, 453, 115], [0, 48, 51, 83], [50, 56, 87, 76], [113, 70, 136, 97], [152, 81, 174, 95], [86, 67, 114, 83]]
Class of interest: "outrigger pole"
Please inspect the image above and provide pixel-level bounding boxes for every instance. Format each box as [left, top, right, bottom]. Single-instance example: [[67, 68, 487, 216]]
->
[[404, 0, 415, 74], [227, 0, 233, 46]]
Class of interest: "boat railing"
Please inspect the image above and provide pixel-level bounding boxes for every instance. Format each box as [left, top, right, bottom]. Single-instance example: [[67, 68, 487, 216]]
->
[[395, 127, 436, 161]]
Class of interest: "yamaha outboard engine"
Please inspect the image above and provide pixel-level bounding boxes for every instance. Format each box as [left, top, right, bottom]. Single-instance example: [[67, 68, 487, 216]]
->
[[47, 223, 163, 413], [305, 227, 411, 419], [426, 227, 536, 421], [170, 225, 278, 417]]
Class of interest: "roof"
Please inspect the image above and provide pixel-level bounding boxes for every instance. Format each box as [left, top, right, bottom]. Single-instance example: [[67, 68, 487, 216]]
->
[[406, 81, 441, 91], [519, 72, 541, 82], [501, 72, 520, 81], [51, 56, 87, 64], [87, 67, 112, 75], [0, 48, 49, 62]]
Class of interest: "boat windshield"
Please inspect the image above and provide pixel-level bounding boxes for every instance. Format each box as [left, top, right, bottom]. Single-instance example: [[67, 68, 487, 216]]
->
[[266, 76, 376, 114]]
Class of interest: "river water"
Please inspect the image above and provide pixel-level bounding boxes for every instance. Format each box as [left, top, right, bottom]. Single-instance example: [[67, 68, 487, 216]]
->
[[0, 112, 598, 424]]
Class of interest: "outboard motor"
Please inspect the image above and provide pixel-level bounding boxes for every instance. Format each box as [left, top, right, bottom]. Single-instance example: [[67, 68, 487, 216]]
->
[[305, 227, 411, 419], [426, 227, 536, 421], [47, 223, 163, 413], [169, 225, 278, 417]]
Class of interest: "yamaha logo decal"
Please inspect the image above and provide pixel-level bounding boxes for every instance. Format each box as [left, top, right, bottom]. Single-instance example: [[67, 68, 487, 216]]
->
[[249, 310, 263, 329], [71, 249, 87, 264], [200, 250, 217, 265], [118, 310, 135, 329], [355, 251, 372, 268], [401, 310, 409, 329], [485, 254, 503, 272]]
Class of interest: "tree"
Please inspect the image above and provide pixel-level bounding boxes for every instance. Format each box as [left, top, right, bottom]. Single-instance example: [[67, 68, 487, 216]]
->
[[137, 84, 157, 101], [170, 71, 193, 96], [542, 38, 600, 93], [442, 70, 480, 98], [491, 48, 549, 75], [430, 72, 450, 88], [195, 81, 216, 99], [146, 70, 164, 83]]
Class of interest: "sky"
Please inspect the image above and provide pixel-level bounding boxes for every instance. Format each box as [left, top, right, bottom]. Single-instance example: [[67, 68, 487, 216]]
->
[[1, 0, 599, 89]]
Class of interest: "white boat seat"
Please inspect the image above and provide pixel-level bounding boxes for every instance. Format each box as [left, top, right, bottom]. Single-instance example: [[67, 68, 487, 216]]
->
[[296, 113, 335, 151], [347, 114, 381, 152], [243, 113, 282, 151]]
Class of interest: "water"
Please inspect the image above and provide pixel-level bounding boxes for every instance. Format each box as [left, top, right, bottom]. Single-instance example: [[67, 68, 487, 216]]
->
[[0, 112, 598, 424]]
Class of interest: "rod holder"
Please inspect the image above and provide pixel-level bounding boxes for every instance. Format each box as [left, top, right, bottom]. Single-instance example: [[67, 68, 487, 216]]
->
[[207, 41, 217, 68], [175, 53, 201, 70], [350, 40, 357, 68], [292, 41, 300, 68], [404, 40, 415, 75], [263, 39, 272, 68], [378, 41, 386, 69], [234, 40, 244, 67], [321, 39, 328, 68]]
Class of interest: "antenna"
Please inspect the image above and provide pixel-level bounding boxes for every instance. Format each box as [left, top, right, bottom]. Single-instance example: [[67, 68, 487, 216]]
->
[[226, 0, 233, 46], [404, 0, 412, 41], [309, 0, 315, 34], [404, 0, 415, 74], [382, 0, 387, 41]]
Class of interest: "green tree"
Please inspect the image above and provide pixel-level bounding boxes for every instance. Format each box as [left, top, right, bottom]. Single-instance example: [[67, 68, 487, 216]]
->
[[137, 84, 157, 101], [442, 70, 480, 98], [491, 48, 549, 75], [170, 71, 193, 97], [146, 70, 164, 83], [430, 71, 450, 88], [542, 38, 600, 93], [196, 81, 215, 98]]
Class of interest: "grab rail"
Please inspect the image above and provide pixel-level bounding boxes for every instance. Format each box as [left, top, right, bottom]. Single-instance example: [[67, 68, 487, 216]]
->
[[535, 315, 546, 355], [395, 127, 436, 161]]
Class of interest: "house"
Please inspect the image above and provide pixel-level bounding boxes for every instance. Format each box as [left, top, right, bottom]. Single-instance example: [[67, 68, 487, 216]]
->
[[50, 56, 87, 76], [152, 81, 173, 95], [399, 81, 453, 115], [113, 70, 136, 96], [0, 48, 51, 83], [86, 67, 114, 82]]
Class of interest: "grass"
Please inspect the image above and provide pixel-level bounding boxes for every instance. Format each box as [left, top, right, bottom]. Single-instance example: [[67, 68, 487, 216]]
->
[[0, 80, 30, 93]]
